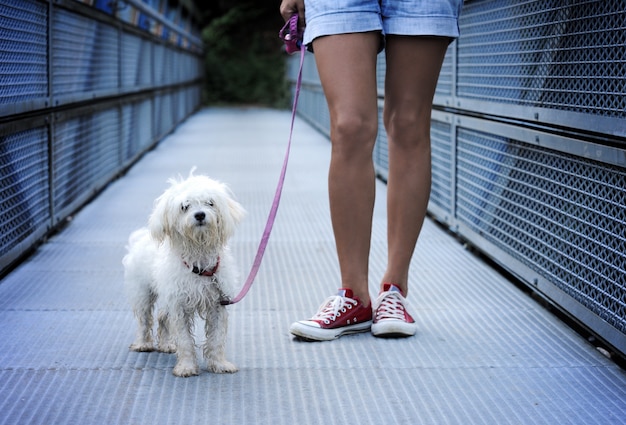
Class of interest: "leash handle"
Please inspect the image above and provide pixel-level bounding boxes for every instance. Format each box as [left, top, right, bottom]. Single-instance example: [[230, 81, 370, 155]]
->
[[222, 42, 306, 305], [279, 14, 304, 54]]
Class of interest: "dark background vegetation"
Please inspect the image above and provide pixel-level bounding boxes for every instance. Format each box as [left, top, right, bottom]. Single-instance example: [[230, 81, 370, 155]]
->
[[201, 1, 290, 108]]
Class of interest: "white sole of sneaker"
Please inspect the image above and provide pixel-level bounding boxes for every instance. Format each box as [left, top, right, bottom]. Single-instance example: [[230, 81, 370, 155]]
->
[[290, 320, 372, 341], [371, 320, 416, 338]]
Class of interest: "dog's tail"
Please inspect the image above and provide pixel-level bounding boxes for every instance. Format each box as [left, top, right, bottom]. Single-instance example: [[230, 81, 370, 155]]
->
[[125, 228, 150, 252], [122, 228, 153, 274]]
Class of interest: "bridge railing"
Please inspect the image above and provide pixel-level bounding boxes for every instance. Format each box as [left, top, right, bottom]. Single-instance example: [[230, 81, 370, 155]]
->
[[0, 0, 204, 274]]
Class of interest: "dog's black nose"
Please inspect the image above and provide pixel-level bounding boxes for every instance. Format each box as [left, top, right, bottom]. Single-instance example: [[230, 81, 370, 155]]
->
[[194, 212, 206, 222]]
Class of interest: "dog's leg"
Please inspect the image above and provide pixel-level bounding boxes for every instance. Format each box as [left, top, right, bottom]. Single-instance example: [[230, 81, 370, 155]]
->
[[156, 310, 176, 353], [170, 309, 200, 377], [203, 306, 238, 373], [129, 290, 156, 352]]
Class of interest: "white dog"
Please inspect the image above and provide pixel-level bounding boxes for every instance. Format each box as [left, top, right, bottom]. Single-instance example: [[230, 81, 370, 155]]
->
[[123, 172, 245, 377]]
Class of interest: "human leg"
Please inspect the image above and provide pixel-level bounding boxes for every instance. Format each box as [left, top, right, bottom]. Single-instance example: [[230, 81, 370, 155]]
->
[[289, 32, 379, 341], [381, 36, 449, 295], [313, 32, 380, 305], [371, 36, 449, 338]]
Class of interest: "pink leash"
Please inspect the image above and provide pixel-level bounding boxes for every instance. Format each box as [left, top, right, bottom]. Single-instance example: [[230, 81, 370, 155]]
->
[[222, 18, 305, 305]]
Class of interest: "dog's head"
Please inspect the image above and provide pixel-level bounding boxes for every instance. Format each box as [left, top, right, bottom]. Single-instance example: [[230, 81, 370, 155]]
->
[[148, 172, 245, 250]]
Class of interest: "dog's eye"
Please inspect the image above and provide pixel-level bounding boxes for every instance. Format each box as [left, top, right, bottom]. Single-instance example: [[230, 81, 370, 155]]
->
[[181, 203, 190, 212], [205, 200, 214, 207]]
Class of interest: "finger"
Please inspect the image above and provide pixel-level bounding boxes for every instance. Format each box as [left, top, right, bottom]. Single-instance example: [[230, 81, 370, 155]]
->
[[279, 5, 296, 22]]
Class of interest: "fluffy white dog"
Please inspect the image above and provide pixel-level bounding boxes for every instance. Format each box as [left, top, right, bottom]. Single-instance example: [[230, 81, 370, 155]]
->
[[123, 172, 245, 377]]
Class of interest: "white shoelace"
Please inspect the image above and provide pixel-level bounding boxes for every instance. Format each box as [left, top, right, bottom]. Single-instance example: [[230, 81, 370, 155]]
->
[[374, 291, 407, 321], [311, 295, 356, 324]]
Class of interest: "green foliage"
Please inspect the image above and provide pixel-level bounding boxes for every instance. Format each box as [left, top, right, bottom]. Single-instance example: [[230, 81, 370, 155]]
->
[[202, 4, 290, 108]]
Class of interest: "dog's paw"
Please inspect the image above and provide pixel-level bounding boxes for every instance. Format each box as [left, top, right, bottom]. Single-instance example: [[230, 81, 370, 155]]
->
[[129, 342, 155, 352], [207, 360, 239, 374], [173, 361, 200, 377], [157, 342, 176, 353]]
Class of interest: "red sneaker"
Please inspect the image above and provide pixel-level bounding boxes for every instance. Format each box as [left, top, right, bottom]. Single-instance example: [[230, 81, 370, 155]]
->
[[290, 289, 373, 341], [371, 283, 417, 338]]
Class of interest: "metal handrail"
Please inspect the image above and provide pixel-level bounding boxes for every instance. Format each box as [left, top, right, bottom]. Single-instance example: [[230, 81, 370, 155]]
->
[[120, 0, 203, 48]]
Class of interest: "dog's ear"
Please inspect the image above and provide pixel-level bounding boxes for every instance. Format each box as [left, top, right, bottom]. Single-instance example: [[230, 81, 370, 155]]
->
[[148, 189, 171, 243], [227, 197, 246, 225], [216, 181, 246, 225], [214, 196, 245, 247]]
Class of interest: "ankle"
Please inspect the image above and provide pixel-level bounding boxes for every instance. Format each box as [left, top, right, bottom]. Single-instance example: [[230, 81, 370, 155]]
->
[[346, 289, 370, 306], [380, 282, 407, 297]]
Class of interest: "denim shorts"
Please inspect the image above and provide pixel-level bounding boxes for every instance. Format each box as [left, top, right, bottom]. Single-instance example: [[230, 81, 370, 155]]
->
[[303, 0, 463, 48]]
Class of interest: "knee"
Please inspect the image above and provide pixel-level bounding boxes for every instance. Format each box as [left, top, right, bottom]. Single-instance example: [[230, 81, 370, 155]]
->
[[331, 112, 378, 157], [384, 109, 431, 151]]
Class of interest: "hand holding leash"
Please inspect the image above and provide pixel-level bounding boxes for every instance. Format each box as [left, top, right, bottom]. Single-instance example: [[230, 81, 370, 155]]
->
[[279, 14, 304, 55], [279, 0, 305, 33]]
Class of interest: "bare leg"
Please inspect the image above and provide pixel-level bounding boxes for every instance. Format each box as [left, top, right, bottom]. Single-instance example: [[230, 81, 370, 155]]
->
[[382, 36, 450, 296], [312, 32, 380, 305]]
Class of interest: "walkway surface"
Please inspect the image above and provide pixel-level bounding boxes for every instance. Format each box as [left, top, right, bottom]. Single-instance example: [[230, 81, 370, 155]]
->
[[0, 107, 625, 425]]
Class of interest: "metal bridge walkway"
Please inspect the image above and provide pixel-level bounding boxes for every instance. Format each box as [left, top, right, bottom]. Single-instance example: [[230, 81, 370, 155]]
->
[[0, 107, 624, 425]]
